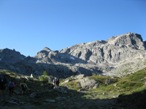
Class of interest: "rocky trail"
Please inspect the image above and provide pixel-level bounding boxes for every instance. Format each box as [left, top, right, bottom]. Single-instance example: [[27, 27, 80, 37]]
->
[[0, 72, 121, 109], [1, 69, 146, 109]]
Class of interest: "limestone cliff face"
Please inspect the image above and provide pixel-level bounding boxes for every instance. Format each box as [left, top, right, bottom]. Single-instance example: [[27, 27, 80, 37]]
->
[[59, 33, 145, 64], [108, 33, 144, 49], [1, 33, 146, 77], [34, 32, 146, 77]]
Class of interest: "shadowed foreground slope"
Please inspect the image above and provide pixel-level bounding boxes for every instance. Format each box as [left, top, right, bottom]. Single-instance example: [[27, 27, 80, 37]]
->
[[0, 68, 146, 109]]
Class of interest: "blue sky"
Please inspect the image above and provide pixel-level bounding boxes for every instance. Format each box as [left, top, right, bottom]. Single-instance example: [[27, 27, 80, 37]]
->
[[0, 0, 146, 56]]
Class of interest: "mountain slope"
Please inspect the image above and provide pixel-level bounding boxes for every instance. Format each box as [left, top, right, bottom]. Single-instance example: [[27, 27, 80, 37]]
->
[[60, 33, 145, 63], [0, 32, 146, 77], [35, 32, 146, 77], [0, 66, 146, 109]]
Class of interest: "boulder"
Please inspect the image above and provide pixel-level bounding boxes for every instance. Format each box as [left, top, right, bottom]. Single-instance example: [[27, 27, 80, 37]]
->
[[29, 92, 38, 98], [78, 77, 97, 89]]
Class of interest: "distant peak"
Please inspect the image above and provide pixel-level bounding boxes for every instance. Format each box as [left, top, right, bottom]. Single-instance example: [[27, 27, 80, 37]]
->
[[43, 47, 51, 51], [127, 32, 143, 41], [0, 48, 23, 55], [108, 32, 144, 50]]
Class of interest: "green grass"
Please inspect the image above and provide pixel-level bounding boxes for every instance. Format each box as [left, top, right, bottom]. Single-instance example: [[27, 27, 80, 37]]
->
[[1, 67, 146, 97], [88, 68, 146, 98], [59, 68, 146, 99], [61, 80, 81, 90], [89, 74, 118, 86]]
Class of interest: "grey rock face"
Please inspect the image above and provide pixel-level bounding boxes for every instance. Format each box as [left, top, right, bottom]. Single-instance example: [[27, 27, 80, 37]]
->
[[33, 32, 146, 77], [108, 33, 144, 49], [1, 32, 146, 77], [0, 48, 25, 63], [78, 77, 97, 90], [60, 33, 145, 64]]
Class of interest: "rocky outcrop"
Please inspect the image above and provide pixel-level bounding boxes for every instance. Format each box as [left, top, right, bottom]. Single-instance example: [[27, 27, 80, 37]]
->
[[108, 33, 144, 49], [60, 33, 145, 64], [34, 32, 146, 77], [0, 48, 25, 63], [78, 77, 98, 90], [1, 32, 146, 77]]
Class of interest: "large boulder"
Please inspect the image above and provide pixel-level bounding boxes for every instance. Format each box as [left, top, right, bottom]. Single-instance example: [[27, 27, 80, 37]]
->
[[77, 77, 98, 90]]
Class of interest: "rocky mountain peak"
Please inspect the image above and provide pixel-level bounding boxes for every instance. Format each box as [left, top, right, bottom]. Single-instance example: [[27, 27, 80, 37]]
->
[[36, 47, 52, 58], [1, 32, 146, 78], [0, 48, 25, 63], [108, 32, 145, 50], [43, 47, 52, 52]]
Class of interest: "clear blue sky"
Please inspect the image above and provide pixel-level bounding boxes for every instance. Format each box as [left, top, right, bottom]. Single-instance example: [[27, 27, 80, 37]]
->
[[0, 0, 146, 56]]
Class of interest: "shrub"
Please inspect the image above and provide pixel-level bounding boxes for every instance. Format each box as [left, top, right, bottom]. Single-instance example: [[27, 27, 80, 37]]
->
[[43, 70, 48, 76], [39, 71, 49, 83]]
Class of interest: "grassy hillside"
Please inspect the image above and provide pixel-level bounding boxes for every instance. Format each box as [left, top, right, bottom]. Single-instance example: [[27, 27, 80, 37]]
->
[[86, 68, 146, 99], [0, 68, 146, 109]]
